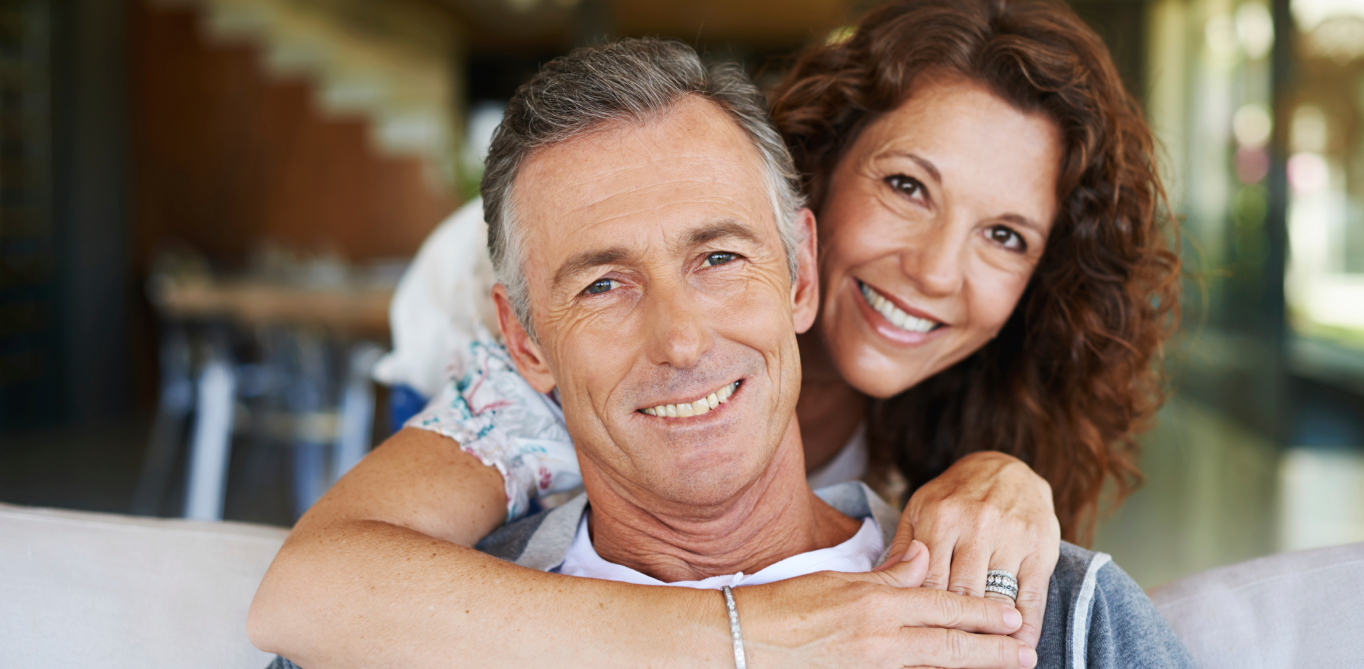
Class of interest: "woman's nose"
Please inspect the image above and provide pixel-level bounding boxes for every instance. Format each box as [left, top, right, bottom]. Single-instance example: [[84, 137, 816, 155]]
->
[[643, 281, 713, 370], [902, 221, 967, 297]]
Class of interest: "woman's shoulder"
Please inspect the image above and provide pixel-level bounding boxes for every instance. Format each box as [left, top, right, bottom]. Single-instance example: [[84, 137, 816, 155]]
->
[[1036, 543, 1195, 669]]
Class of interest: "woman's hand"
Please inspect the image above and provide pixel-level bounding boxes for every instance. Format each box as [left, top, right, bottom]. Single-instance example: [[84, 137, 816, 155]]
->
[[876, 451, 1061, 650], [743, 540, 1037, 669]]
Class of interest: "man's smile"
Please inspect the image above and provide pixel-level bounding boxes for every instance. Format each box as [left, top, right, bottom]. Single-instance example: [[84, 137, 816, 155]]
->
[[639, 380, 742, 418]]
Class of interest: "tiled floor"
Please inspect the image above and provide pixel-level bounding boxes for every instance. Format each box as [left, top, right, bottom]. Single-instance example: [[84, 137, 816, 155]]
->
[[1094, 399, 1364, 589]]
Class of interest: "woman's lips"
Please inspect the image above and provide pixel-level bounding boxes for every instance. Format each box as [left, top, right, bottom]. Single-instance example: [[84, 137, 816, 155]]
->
[[854, 280, 948, 345]]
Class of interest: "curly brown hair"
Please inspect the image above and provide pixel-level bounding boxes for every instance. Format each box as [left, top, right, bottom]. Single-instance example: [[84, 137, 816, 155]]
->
[[769, 0, 1180, 544]]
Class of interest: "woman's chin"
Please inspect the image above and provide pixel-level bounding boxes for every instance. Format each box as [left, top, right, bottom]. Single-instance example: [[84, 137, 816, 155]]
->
[[831, 344, 935, 399]]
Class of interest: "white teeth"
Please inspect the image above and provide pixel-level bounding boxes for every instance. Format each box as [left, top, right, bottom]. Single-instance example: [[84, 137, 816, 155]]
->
[[642, 381, 739, 418], [859, 282, 939, 334]]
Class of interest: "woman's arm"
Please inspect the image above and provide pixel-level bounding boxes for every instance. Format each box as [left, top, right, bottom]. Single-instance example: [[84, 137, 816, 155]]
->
[[879, 451, 1062, 650], [248, 429, 1034, 669]]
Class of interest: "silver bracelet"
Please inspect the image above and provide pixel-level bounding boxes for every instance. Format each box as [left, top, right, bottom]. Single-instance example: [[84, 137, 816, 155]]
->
[[721, 585, 747, 669]]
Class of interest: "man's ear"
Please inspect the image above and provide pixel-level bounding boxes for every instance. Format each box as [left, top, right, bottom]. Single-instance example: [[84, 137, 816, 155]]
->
[[492, 284, 557, 394], [790, 208, 820, 334]]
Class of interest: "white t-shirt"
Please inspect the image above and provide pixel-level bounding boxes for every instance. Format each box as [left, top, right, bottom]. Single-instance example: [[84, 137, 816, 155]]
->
[[557, 514, 884, 588]]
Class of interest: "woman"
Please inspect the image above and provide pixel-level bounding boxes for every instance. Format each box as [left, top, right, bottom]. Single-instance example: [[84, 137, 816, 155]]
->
[[772, 0, 1177, 546], [251, 0, 1178, 665]]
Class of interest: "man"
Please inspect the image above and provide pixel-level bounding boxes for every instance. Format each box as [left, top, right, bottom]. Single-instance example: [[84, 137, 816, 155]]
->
[[253, 39, 1192, 669]]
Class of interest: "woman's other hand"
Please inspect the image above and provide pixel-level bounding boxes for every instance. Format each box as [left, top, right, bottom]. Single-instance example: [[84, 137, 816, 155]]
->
[[876, 451, 1061, 650], [744, 540, 1037, 669]]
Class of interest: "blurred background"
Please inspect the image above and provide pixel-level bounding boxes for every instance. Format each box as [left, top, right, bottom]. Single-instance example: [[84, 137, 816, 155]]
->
[[0, 0, 1361, 589]]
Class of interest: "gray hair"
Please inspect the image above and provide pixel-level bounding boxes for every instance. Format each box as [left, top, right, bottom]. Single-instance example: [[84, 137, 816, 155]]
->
[[481, 38, 806, 336]]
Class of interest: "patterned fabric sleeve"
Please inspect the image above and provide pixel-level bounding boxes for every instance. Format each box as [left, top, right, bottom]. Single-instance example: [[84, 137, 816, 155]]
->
[[406, 327, 583, 522]]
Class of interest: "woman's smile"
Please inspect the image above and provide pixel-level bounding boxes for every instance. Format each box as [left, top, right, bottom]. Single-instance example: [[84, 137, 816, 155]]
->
[[854, 279, 948, 344]]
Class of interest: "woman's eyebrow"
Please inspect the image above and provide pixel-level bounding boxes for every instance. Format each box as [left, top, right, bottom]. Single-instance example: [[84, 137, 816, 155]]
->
[[995, 212, 1047, 236], [878, 149, 942, 185]]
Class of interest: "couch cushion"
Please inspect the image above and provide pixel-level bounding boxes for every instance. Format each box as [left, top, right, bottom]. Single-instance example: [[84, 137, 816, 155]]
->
[[0, 503, 288, 668], [1150, 541, 1364, 669]]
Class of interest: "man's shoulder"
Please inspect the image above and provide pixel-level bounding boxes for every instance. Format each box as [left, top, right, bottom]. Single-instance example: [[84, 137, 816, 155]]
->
[[813, 481, 899, 558], [1036, 543, 1195, 669], [476, 494, 587, 569]]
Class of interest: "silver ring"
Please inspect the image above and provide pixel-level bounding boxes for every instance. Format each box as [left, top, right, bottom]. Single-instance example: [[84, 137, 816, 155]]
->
[[985, 569, 1019, 600]]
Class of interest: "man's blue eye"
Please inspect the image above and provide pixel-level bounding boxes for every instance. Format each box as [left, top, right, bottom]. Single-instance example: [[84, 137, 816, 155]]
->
[[703, 252, 736, 267], [585, 278, 617, 295]]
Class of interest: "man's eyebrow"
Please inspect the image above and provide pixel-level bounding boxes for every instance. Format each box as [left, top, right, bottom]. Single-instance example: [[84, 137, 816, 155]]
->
[[681, 220, 764, 250], [553, 247, 634, 289], [882, 150, 943, 185]]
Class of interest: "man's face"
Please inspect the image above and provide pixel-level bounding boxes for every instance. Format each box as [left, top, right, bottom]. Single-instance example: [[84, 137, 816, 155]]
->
[[497, 96, 818, 508]]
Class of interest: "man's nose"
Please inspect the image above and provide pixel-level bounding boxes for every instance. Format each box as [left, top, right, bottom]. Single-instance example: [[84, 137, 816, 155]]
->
[[643, 280, 713, 370], [902, 216, 967, 297]]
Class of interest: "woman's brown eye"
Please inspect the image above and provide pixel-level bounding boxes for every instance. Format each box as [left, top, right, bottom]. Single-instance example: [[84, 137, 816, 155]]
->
[[987, 226, 1026, 251], [884, 174, 924, 198]]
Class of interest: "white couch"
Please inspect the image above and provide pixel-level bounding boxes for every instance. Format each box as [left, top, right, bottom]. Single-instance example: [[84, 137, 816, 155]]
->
[[1150, 540, 1364, 669], [3, 501, 1362, 669], [0, 503, 286, 668]]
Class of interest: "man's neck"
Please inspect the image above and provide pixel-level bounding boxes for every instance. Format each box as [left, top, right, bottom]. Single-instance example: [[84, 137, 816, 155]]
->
[[581, 421, 861, 583]]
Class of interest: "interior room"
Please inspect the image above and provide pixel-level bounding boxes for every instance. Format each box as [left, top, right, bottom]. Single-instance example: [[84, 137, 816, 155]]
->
[[2, 0, 1362, 666]]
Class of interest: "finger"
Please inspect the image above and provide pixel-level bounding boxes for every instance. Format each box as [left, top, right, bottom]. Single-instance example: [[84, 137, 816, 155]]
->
[[945, 537, 991, 598], [877, 504, 919, 571], [983, 548, 1028, 606], [856, 540, 929, 587], [1010, 551, 1057, 650], [900, 627, 1037, 669], [920, 527, 957, 591], [899, 588, 1023, 635]]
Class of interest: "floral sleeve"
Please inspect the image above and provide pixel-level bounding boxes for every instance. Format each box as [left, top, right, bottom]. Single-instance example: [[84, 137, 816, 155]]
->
[[406, 327, 582, 522]]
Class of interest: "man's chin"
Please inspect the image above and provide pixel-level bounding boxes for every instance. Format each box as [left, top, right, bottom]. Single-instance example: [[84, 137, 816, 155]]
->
[[632, 453, 772, 509]]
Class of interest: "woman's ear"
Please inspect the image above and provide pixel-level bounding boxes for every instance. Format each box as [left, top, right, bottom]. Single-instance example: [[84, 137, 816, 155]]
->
[[790, 208, 820, 334], [493, 284, 557, 394]]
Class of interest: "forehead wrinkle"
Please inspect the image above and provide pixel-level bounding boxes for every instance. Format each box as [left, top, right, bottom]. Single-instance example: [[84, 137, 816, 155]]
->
[[514, 97, 776, 293]]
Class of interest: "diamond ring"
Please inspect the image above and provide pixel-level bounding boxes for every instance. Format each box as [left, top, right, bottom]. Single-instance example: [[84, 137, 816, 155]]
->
[[985, 569, 1019, 600]]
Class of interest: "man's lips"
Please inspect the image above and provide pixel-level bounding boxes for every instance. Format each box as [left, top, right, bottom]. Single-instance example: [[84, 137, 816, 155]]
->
[[638, 380, 741, 418]]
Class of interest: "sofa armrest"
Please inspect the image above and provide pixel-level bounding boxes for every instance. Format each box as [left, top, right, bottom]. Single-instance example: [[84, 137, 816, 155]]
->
[[0, 503, 288, 669], [1150, 541, 1364, 669]]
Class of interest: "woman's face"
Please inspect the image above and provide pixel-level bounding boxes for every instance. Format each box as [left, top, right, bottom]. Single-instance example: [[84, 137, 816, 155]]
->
[[815, 77, 1063, 398]]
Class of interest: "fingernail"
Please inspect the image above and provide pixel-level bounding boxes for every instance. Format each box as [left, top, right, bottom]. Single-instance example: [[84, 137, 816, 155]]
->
[[902, 540, 923, 562], [1003, 607, 1022, 630], [1019, 645, 1037, 669]]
